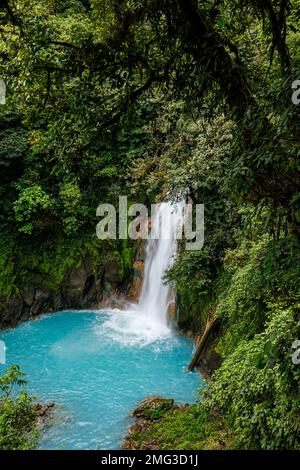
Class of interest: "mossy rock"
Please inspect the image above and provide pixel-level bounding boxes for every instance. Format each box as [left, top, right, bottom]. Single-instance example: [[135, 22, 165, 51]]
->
[[133, 396, 174, 420]]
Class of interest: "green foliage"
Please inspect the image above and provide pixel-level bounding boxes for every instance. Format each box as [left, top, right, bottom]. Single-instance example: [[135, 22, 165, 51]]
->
[[133, 404, 232, 450], [0, 229, 104, 299], [0, 111, 28, 215], [0, 364, 27, 397], [205, 303, 300, 449], [215, 233, 300, 355], [114, 240, 134, 283], [168, 220, 300, 449], [0, 393, 39, 450], [59, 180, 82, 235], [13, 184, 54, 234], [0, 366, 39, 450]]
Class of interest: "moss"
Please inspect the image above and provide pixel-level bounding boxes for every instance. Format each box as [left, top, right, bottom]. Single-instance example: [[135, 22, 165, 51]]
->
[[133, 397, 174, 420], [128, 404, 234, 450]]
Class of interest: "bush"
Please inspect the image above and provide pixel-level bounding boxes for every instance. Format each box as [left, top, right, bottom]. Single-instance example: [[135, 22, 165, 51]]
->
[[0, 365, 39, 450], [205, 303, 300, 449], [13, 184, 54, 234]]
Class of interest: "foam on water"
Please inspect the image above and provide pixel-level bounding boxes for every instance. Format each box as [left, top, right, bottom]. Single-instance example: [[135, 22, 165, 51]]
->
[[97, 202, 184, 346], [95, 307, 172, 346]]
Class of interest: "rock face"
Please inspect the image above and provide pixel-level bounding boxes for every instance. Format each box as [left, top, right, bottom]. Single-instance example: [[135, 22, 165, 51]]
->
[[167, 300, 177, 325], [101, 254, 122, 301], [0, 237, 151, 330], [61, 256, 98, 309], [0, 252, 125, 330], [128, 238, 146, 302], [0, 294, 24, 328], [128, 260, 144, 301], [31, 289, 51, 316]]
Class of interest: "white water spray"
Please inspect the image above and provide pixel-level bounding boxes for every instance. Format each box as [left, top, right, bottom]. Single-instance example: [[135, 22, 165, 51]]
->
[[138, 203, 183, 326], [97, 202, 183, 346]]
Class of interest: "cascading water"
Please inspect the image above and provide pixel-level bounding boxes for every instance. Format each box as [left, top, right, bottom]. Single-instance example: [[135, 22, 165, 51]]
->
[[0, 201, 201, 450], [98, 202, 184, 346], [138, 203, 183, 326]]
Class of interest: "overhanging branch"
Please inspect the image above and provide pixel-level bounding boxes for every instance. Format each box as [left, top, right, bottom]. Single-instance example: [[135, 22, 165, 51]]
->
[[80, 72, 158, 152]]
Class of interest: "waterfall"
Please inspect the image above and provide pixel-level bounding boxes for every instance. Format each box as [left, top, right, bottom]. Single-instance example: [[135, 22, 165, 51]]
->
[[97, 202, 183, 346], [138, 202, 183, 326]]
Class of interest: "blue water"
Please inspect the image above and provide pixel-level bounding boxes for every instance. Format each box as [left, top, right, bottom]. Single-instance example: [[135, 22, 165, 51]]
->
[[0, 310, 200, 450]]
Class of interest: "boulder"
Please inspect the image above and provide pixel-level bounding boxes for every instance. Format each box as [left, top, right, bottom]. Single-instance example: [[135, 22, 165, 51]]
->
[[35, 402, 55, 418], [31, 288, 50, 316], [22, 287, 35, 307], [133, 396, 174, 420]]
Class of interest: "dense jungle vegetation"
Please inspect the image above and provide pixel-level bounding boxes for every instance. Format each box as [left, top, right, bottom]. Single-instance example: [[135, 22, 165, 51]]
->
[[0, 0, 300, 450]]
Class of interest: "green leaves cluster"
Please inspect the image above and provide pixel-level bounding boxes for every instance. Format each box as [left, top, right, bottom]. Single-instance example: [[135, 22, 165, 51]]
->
[[205, 304, 300, 449], [0, 365, 40, 450]]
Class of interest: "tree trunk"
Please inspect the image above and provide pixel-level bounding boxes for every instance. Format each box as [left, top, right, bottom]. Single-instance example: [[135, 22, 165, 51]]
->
[[175, 0, 253, 118], [188, 316, 220, 372]]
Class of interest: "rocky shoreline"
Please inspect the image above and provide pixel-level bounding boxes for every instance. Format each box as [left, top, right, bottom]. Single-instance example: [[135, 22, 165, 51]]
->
[[123, 396, 189, 450], [35, 402, 55, 429]]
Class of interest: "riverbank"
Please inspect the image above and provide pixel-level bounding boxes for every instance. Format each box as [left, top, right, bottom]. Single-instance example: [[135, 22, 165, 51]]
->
[[123, 396, 233, 450]]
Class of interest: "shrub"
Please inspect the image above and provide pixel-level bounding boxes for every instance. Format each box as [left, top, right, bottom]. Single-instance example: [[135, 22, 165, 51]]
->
[[0, 365, 40, 450]]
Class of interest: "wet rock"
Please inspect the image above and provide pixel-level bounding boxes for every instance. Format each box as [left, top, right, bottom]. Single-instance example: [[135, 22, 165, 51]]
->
[[99, 254, 124, 302], [23, 287, 35, 307], [62, 257, 96, 308], [103, 257, 120, 288], [31, 288, 50, 316], [35, 402, 55, 418], [35, 403, 55, 430], [82, 274, 96, 305], [128, 260, 144, 301], [167, 300, 177, 324], [53, 292, 63, 311]]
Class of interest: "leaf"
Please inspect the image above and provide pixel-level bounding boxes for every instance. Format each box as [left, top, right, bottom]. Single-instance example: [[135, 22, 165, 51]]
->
[[263, 340, 273, 356]]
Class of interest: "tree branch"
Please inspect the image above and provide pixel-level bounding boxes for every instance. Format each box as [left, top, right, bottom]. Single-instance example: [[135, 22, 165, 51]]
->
[[174, 0, 253, 117], [80, 72, 158, 152]]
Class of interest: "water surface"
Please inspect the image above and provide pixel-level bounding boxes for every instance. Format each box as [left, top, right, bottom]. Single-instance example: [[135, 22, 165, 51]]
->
[[0, 310, 200, 450]]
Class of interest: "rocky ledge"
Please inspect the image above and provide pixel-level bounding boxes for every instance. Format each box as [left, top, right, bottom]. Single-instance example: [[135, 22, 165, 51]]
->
[[123, 396, 188, 450], [35, 402, 55, 428]]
